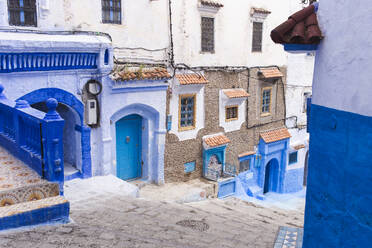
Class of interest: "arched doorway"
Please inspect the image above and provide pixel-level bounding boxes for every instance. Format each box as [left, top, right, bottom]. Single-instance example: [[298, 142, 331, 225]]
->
[[18, 88, 92, 179], [304, 151, 309, 186], [116, 114, 142, 181], [31, 102, 82, 175], [263, 159, 279, 194]]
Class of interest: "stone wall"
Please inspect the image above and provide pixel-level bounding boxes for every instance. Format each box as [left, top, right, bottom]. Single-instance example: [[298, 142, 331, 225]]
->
[[165, 68, 286, 182]]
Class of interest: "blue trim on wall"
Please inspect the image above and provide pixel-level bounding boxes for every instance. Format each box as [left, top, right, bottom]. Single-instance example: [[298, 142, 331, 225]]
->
[[284, 44, 318, 52], [303, 104, 372, 248], [18, 88, 92, 179], [0, 52, 98, 73], [0, 202, 70, 231]]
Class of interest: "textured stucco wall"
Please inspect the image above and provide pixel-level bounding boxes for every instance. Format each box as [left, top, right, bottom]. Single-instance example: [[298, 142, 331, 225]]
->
[[304, 1, 372, 247], [164, 69, 286, 182]]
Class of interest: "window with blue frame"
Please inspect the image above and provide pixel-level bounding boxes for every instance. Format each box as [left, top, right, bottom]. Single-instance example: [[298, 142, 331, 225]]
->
[[261, 87, 272, 114], [289, 151, 298, 165], [179, 94, 196, 130], [102, 0, 122, 24], [8, 0, 37, 27]]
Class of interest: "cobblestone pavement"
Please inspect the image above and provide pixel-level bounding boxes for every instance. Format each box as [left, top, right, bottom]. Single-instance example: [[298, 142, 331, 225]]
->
[[0, 194, 304, 248]]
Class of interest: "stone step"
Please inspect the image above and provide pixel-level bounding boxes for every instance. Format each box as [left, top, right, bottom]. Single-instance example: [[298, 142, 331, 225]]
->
[[0, 195, 69, 231], [0, 181, 60, 207]]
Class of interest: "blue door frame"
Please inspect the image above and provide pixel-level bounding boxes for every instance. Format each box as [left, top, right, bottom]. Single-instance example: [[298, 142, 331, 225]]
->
[[263, 159, 279, 194], [116, 114, 142, 181]]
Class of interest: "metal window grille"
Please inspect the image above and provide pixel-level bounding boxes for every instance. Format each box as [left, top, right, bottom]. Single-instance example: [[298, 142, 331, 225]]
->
[[261, 89, 271, 113], [102, 0, 121, 24], [289, 151, 298, 164], [8, 0, 37, 27], [201, 17, 214, 52], [180, 96, 195, 127], [226, 106, 238, 120], [239, 159, 250, 173], [252, 22, 263, 52]]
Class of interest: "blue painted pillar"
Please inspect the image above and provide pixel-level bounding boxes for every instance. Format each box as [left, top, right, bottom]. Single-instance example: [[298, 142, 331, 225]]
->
[[81, 125, 92, 178], [41, 98, 65, 194]]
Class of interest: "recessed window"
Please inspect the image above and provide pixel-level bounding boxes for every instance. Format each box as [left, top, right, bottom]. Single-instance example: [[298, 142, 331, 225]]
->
[[8, 0, 37, 27], [179, 94, 196, 131], [102, 0, 122, 24], [303, 92, 311, 113], [226, 106, 238, 121], [289, 151, 298, 165], [201, 17, 214, 52], [240, 159, 250, 173], [261, 87, 272, 115], [252, 22, 263, 52]]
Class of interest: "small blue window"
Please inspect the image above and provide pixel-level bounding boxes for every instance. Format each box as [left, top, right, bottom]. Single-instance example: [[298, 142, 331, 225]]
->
[[239, 159, 250, 173], [104, 49, 109, 65], [289, 151, 298, 165], [184, 161, 196, 173]]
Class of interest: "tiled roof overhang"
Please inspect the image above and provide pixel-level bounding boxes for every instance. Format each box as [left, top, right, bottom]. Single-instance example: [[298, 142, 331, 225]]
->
[[260, 128, 291, 143], [201, 0, 224, 8], [270, 3, 322, 45], [204, 134, 230, 148], [111, 66, 171, 81], [238, 151, 256, 158], [176, 74, 208, 85], [258, 67, 284, 79], [223, 89, 250, 98]]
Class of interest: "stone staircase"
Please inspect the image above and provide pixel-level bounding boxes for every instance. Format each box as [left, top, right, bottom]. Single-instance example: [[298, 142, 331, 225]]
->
[[0, 147, 69, 231]]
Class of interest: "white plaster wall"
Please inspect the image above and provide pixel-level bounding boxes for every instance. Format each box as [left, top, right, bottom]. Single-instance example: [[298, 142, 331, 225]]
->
[[312, 0, 372, 117], [0, 0, 170, 63], [63, 0, 169, 62], [286, 53, 314, 126], [169, 84, 205, 141], [171, 0, 304, 67], [219, 91, 246, 133], [287, 128, 308, 170]]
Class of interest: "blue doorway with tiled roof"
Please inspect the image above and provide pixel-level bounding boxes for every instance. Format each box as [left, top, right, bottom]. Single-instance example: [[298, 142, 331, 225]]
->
[[116, 114, 142, 181]]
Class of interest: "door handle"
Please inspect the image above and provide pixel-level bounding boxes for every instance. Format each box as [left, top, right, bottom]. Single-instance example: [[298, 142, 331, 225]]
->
[[126, 136, 130, 143]]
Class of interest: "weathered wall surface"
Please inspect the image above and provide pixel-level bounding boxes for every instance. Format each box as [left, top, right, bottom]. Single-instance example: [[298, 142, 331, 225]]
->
[[171, 0, 304, 67], [304, 0, 372, 247], [165, 69, 286, 182]]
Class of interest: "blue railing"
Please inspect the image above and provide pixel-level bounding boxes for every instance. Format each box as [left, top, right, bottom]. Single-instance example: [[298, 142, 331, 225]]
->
[[0, 52, 98, 73], [0, 84, 65, 193]]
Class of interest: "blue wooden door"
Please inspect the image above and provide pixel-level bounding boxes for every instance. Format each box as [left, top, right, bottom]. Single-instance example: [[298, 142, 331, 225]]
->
[[116, 114, 142, 180]]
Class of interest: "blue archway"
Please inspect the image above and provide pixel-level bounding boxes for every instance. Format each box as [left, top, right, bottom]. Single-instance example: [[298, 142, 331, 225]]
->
[[263, 159, 279, 194], [18, 88, 91, 179]]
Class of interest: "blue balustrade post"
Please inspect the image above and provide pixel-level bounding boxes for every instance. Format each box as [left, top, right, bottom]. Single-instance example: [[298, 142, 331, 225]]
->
[[41, 98, 65, 195]]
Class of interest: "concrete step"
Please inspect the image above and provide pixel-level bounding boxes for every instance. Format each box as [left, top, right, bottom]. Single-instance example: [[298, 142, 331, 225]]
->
[[0, 195, 69, 231]]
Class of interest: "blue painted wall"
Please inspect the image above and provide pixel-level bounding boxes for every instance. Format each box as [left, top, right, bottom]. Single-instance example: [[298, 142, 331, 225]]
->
[[283, 168, 304, 193], [303, 104, 372, 248]]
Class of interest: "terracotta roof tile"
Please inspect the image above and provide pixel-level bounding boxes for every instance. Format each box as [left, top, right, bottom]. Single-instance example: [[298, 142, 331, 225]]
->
[[201, 0, 224, 8], [251, 7, 271, 15], [111, 66, 171, 81], [238, 151, 256, 158], [271, 3, 322, 45], [176, 74, 208, 85], [293, 144, 306, 150], [204, 134, 230, 148], [223, 89, 250, 98], [260, 128, 291, 143], [258, 67, 284, 78]]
